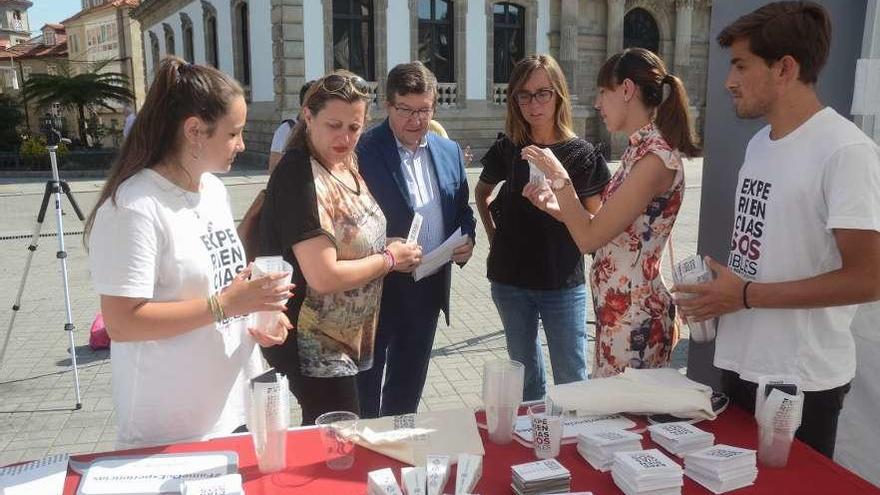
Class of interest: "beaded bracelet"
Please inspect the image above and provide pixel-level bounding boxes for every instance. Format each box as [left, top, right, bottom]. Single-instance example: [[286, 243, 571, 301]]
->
[[382, 248, 396, 273]]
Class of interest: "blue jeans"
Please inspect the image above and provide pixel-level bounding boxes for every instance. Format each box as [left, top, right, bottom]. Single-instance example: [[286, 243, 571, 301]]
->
[[490, 282, 588, 401]]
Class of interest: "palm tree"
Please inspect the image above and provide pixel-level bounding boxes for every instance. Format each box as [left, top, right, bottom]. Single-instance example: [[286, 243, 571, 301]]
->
[[22, 63, 134, 146]]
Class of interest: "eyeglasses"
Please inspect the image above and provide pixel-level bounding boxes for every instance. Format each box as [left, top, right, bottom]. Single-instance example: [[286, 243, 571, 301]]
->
[[393, 105, 434, 121], [513, 88, 555, 106], [319, 73, 371, 97]]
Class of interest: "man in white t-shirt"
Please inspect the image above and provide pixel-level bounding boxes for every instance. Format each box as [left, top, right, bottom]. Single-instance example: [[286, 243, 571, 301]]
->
[[268, 80, 314, 174], [122, 105, 136, 139], [676, 1, 880, 459]]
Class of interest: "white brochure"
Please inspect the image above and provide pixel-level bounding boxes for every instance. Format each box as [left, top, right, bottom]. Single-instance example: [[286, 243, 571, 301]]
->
[[425, 454, 451, 495], [413, 228, 469, 281], [455, 454, 482, 494], [401, 466, 426, 495]]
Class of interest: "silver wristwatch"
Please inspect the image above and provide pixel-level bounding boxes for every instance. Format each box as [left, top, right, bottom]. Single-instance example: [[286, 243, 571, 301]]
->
[[550, 176, 572, 191]]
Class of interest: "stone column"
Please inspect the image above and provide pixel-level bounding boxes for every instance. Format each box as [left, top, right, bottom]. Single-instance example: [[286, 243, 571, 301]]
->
[[271, 0, 305, 116], [560, 0, 579, 100], [674, 0, 694, 77], [605, 0, 627, 158], [606, 0, 625, 60]]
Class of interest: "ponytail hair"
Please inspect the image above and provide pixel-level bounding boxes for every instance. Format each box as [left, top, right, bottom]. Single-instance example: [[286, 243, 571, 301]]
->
[[597, 48, 701, 157], [83, 56, 244, 244]]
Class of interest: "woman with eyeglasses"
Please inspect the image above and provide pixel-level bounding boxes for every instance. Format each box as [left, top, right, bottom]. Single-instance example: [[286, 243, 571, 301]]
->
[[523, 48, 701, 377], [259, 71, 422, 424], [85, 57, 293, 449], [475, 54, 611, 401]]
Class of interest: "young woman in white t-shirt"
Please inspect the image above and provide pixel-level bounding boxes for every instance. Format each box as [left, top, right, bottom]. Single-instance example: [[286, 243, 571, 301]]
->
[[84, 56, 294, 449]]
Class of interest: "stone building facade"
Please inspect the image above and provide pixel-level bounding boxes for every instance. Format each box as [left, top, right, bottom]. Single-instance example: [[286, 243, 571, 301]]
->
[[132, 0, 711, 161]]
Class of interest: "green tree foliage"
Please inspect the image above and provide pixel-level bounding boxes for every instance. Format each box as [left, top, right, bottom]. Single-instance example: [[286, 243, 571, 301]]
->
[[0, 94, 24, 151], [22, 64, 134, 146]]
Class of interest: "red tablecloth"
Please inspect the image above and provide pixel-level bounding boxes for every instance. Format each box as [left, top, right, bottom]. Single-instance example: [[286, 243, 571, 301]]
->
[[61, 405, 879, 494]]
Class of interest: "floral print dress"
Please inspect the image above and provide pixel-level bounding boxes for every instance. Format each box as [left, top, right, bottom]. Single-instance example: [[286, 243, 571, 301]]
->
[[591, 123, 684, 378]]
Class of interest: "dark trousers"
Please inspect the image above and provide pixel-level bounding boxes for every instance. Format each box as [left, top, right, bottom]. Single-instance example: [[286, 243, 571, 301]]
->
[[721, 370, 851, 458], [263, 334, 360, 426], [357, 272, 444, 418], [288, 369, 359, 426]]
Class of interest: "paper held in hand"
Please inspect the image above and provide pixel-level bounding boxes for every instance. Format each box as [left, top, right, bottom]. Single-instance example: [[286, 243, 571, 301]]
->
[[407, 213, 423, 245], [413, 228, 470, 281]]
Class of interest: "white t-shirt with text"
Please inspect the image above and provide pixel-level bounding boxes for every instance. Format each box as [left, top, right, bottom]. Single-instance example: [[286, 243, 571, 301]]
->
[[89, 169, 263, 449], [716, 107, 880, 391]]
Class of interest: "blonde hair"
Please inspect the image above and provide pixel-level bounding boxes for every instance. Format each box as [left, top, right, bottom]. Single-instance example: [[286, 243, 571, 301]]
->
[[505, 54, 576, 146]]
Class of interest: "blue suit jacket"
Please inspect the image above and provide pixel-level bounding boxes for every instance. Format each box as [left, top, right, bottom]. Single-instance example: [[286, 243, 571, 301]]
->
[[356, 119, 477, 325]]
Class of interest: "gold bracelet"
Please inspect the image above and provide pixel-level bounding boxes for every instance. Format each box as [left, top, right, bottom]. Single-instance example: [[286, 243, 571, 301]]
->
[[216, 293, 227, 322], [207, 294, 226, 322], [207, 295, 218, 322]]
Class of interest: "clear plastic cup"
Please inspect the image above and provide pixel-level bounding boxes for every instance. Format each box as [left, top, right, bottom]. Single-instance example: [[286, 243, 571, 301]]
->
[[250, 256, 293, 338], [528, 403, 563, 459], [482, 359, 524, 444], [672, 255, 717, 343], [757, 422, 797, 468], [315, 411, 358, 470], [249, 374, 290, 474]]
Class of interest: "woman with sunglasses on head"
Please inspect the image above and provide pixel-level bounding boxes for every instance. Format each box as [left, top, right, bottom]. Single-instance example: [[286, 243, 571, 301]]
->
[[523, 48, 701, 377], [475, 54, 611, 401], [85, 57, 293, 449], [259, 71, 422, 424]]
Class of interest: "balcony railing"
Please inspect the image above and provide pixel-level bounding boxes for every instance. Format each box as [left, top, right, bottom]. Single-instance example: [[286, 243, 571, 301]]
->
[[437, 83, 458, 107], [364, 81, 379, 105], [492, 84, 508, 105]]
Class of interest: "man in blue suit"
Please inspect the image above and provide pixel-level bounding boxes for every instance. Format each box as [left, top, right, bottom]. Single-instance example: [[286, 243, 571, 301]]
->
[[356, 62, 477, 418]]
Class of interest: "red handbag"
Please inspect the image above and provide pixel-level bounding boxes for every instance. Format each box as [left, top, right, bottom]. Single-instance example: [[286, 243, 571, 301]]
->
[[88, 311, 111, 350]]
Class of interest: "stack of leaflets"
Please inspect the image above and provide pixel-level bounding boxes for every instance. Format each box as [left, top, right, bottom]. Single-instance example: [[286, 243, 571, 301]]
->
[[368, 468, 403, 495], [684, 445, 758, 494], [576, 429, 643, 472], [648, 422, 715, 457], [611, 449, 684, 495], [511, 458, 571, 495]]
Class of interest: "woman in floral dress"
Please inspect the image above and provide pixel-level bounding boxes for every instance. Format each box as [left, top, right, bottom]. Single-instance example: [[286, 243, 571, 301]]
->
[[523, 48, 701, 377]]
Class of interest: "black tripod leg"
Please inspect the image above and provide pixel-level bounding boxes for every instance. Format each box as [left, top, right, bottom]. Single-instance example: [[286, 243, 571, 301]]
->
[[37, 181, 53, 223], [59, 181, 85, 222], [0, 183, 53, 367]]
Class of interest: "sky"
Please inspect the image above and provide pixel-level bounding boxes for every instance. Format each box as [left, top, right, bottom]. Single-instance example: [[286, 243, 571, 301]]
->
[[27, 0, 82, 36]]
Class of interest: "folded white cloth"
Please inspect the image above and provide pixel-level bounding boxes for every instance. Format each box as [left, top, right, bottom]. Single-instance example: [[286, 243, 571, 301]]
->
[[352, 408, 485, 466], [548, 368, 715, 421]]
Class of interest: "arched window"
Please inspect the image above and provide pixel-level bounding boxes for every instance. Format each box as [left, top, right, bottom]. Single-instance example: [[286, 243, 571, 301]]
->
[[624, 8, 660, 54], [163, 23, 175, 56], [418, 0, 454, 83], [232, 1, 251, 86], [493, 2, 524, 84], [332, 0, 374, 81], [202, 1, 219, 68], [180, 13, 194, 63], [149, 31, 160, 77]]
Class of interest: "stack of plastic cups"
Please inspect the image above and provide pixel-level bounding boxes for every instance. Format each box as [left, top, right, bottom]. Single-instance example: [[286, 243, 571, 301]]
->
[[249, 372, 290, 473], [482, 359, 525, 444], [755, 377, 804, 468], [250, 256, 294, 338], [672, 254, 718, 343]]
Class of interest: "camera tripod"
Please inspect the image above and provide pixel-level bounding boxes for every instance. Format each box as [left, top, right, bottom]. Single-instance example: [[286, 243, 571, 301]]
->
[[0, 145, 83, 409]]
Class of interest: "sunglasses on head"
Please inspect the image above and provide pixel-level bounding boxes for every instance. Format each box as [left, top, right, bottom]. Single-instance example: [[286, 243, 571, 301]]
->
[[319, 73, 370, 96]]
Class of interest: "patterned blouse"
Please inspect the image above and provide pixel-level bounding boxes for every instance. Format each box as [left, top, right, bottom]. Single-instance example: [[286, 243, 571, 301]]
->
[[261, 148, 387, 378], [591, 123, 684, 378]]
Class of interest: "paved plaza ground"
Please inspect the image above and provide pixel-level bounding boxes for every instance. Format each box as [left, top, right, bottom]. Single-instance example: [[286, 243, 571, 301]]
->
[[0, 159, 703, 465]]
